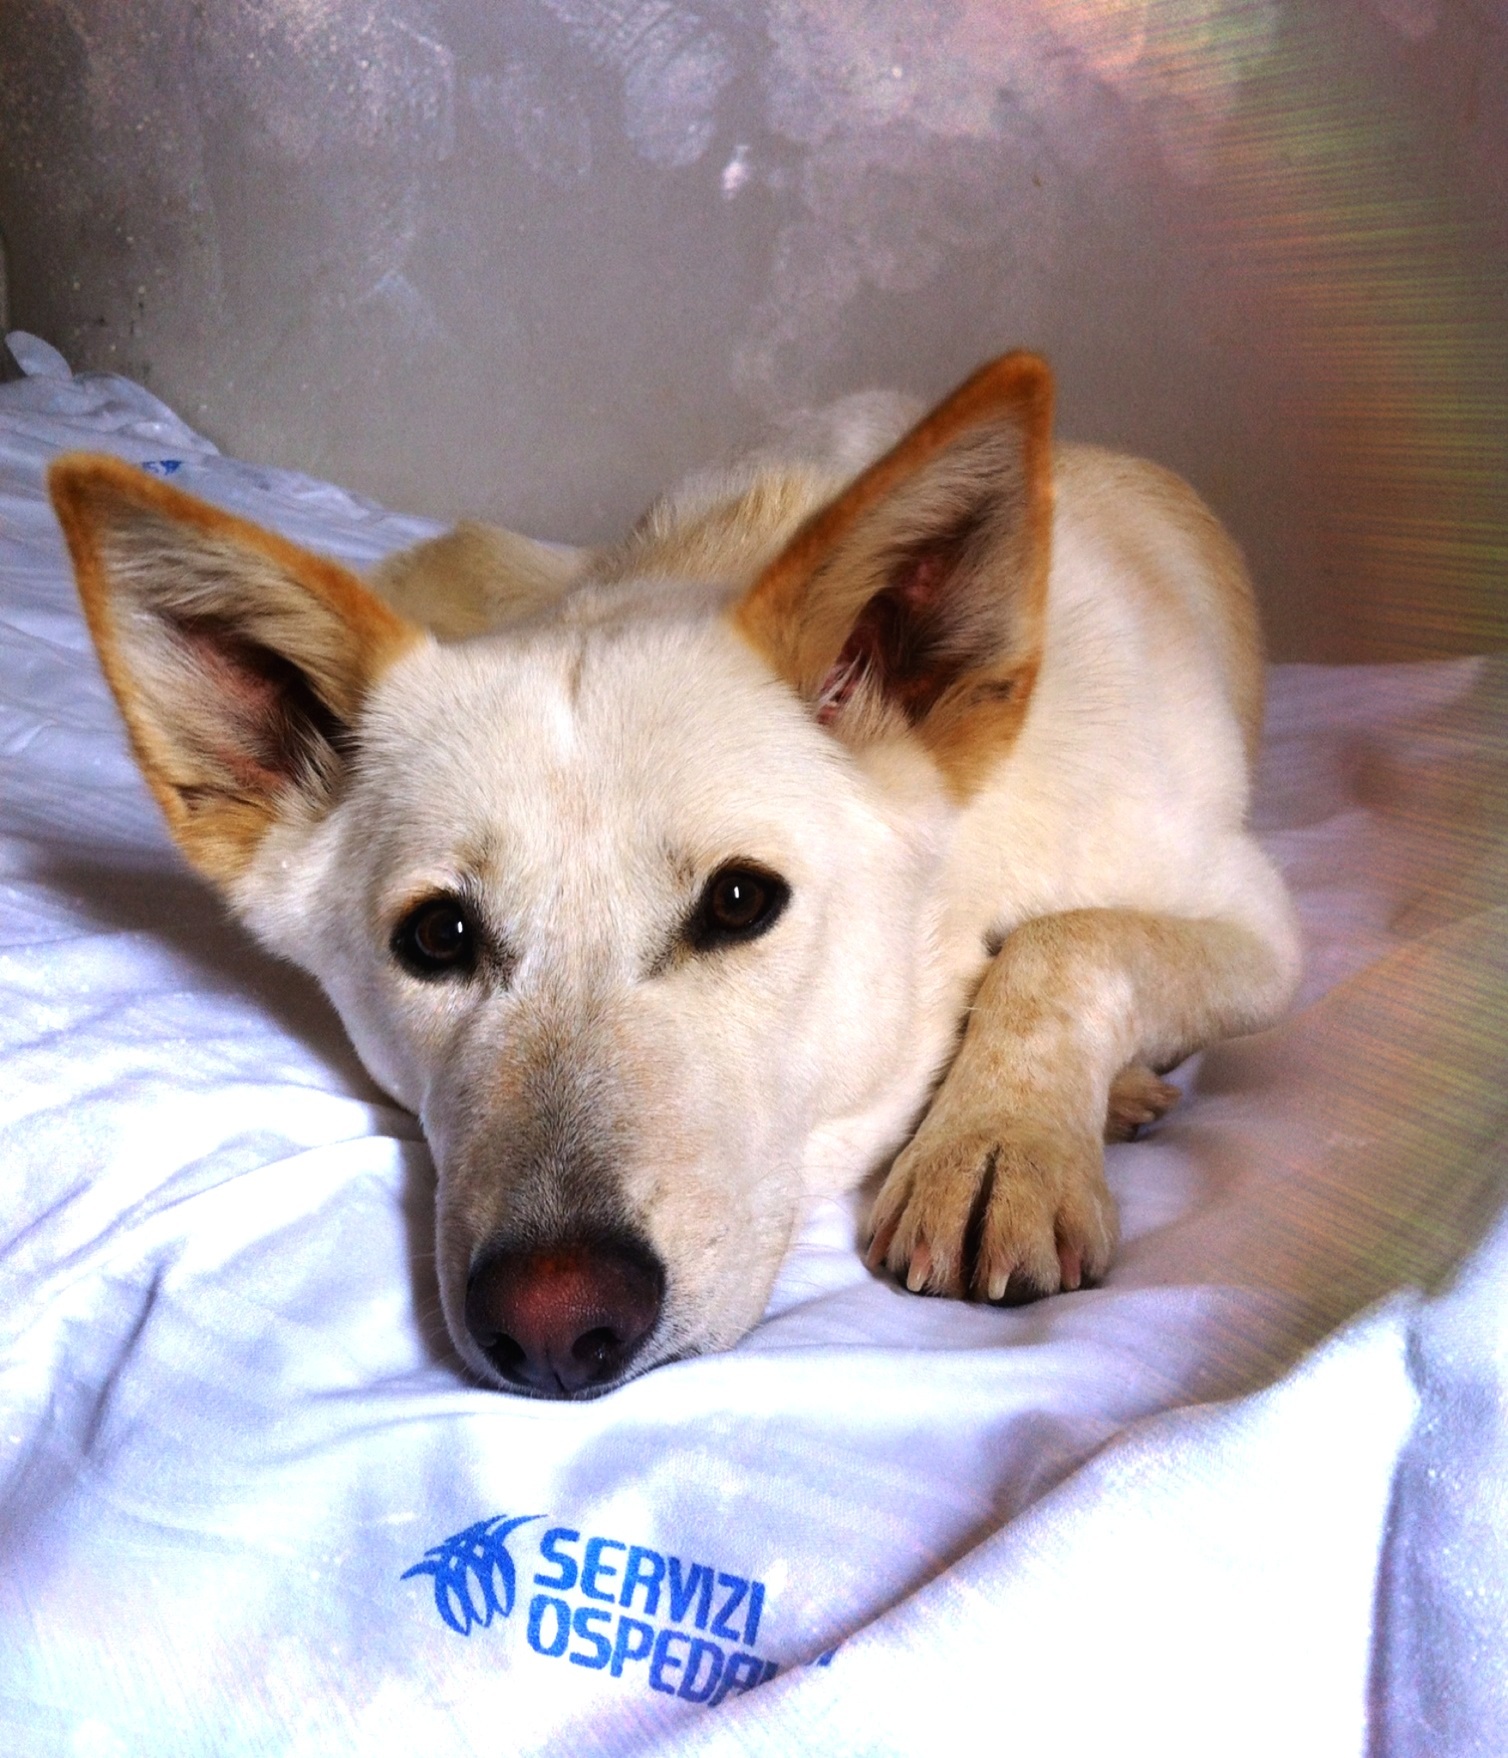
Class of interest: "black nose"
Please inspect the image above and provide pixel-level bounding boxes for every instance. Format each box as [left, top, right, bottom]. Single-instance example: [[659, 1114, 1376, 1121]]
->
[[465, 1233, 665, 1398]]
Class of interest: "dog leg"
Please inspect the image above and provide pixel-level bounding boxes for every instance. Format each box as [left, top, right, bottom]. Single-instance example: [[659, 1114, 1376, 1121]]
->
[[1104, 1064, 1181, 1143], [867, 907, 1294, 1301]]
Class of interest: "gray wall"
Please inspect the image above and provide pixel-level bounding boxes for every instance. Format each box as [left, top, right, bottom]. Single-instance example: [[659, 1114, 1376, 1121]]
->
[[2, 0, 1504, 661]]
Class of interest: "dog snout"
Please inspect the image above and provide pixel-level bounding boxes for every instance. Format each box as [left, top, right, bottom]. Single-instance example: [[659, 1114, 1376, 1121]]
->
[[465, 1233, 665, 1398]]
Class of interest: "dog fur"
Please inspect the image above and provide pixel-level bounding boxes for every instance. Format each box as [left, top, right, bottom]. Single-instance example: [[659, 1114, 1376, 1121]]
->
[[49, 353, 1300, 1396]]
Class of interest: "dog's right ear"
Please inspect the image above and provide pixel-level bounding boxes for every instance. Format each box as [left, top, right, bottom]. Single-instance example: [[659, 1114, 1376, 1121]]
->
[[49, 454, 423, 885], [733, 352, 1053, 796]]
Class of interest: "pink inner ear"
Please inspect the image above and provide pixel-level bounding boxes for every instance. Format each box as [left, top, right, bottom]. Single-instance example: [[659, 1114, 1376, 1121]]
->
[[892, 550, 951, 613], [815, 634, 868, 727], [815, 544, 963, 727], [174, 619, 335, 796]]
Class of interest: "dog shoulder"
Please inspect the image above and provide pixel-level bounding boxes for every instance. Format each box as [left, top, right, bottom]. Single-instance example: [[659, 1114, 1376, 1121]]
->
[[370, 522, 587, 641], [1051, 444, 1264, 763], [587, 464, 843, 594], [590, 391, 924, 594]]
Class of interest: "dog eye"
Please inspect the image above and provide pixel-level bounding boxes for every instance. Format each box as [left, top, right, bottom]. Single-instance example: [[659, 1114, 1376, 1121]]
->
[[392, 895, 478, 979], [691, 864, 790, 951]]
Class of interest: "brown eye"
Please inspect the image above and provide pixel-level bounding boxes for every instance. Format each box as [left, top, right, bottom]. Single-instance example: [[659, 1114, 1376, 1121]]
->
[[690, 864, 790, 952], [392, 895, 477, 979]]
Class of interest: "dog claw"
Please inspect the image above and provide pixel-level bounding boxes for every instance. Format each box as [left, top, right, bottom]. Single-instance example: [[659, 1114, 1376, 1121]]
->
[[870, 1118, 1117, 1312]]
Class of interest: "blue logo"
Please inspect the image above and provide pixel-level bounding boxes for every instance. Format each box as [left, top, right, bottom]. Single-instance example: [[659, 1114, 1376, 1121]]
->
[[139, 459, 184, 476], [401, 1513, 540, 1636], [402, 1513, 806, 1705]]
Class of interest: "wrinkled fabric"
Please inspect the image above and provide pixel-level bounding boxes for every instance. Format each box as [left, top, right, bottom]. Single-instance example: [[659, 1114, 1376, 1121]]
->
[[0, 339, 1503, 1757], [1375, 1200, 1508, 1758]]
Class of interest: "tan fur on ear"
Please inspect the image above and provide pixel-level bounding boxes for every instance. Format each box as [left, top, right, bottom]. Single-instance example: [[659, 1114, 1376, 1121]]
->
[[733, 352, 1055, 795], [49, 453, 422, 883]]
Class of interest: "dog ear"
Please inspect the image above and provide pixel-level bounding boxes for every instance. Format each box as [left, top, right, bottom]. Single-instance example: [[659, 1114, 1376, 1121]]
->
[[733, 352, 1054, 793], [49, 454, 423, 884]]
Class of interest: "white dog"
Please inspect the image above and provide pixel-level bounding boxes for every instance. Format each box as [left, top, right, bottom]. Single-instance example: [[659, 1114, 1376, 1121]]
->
[[50, 354, 1299, 1398]]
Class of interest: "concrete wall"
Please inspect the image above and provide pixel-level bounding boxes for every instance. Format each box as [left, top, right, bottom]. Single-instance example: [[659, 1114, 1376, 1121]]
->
[[1, 0, 1503, 660]]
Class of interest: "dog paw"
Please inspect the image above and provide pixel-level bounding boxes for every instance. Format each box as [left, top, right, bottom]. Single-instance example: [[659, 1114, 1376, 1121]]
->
[[1103, 1063, 1180, 1143], [865, 1122, 1117, 1303]]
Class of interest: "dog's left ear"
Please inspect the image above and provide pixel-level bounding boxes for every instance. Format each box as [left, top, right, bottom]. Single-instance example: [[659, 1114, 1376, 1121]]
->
[[734, 352, 1053, 793]]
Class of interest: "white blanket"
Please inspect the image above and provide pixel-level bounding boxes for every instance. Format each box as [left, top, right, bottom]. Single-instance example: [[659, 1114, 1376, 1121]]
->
[[1, 337, 1504, 1758]]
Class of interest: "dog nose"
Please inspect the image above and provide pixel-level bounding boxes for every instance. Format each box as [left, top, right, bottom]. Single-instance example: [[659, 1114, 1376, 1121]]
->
[[465, 1234, 665, 1397]]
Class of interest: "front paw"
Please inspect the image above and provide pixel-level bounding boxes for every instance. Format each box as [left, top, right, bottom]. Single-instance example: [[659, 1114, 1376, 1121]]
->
[[865, 1121, 1118, 1303]]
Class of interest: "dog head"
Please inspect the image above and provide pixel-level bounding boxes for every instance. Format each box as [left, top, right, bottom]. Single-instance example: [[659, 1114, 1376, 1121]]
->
[[49, 354, 1053, 1396]]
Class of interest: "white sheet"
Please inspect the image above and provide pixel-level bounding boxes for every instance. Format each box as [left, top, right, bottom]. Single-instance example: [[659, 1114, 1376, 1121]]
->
[[1, 337, 1504, 1757]]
